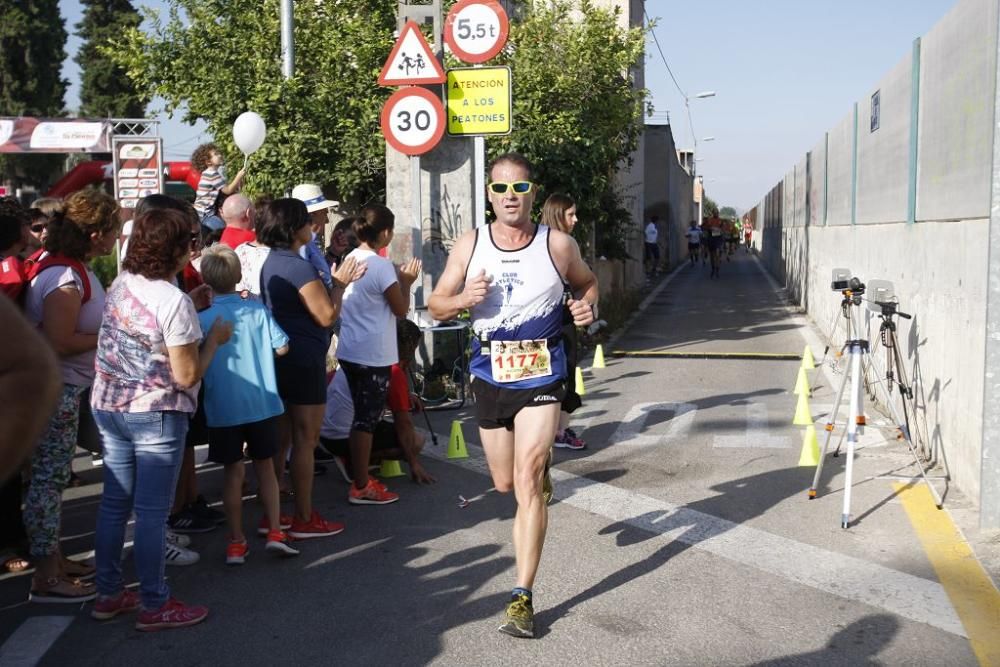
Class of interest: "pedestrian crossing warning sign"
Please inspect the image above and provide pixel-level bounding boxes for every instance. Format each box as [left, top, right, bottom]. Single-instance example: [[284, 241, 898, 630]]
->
[[446, 67, 511, 136], [378, 20, 446, 86]]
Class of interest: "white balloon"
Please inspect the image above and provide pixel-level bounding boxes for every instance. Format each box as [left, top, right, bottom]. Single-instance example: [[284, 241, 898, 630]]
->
[[233, 111, 266, 155]]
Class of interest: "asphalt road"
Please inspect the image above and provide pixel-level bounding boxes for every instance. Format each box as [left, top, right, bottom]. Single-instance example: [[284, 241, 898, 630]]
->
[[1, 249, 996, 666]]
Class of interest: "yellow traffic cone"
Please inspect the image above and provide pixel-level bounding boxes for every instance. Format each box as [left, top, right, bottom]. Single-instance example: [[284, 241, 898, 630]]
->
[[792, 392, 813, 426], [380, 458, 405, 477], [793, 367, 810, 396], [798, 425, 820, 466], [592, 344, 606, 370], [447, 420, 468, 459], [575, 367, 586, 396], [801, 345, 816, 370]]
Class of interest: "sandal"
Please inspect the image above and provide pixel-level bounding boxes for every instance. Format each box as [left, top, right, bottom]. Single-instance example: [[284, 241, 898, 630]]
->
[[29, 576, 96, 604], [62, 557, 96, 580]]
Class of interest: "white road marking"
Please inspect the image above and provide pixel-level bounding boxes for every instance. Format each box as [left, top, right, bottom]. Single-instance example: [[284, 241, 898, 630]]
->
[[609, 402, 697, 448], [714, 402, 793, 448], [0, 616, 74, 667], [427, 444, 965, 637], [551, 469, 965, 637]]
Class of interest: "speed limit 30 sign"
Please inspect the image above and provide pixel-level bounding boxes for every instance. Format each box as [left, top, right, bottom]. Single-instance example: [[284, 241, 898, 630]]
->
[[444, 0, 509, 64], [380, 87, 446, 156]]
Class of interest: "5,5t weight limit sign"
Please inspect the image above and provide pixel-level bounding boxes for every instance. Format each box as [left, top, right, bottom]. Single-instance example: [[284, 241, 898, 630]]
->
[[445, 0, 509, 64], [380, 87, 446, 156]]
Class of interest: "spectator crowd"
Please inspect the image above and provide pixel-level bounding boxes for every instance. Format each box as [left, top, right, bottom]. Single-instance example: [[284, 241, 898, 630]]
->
[[0, 143, 439, 631]]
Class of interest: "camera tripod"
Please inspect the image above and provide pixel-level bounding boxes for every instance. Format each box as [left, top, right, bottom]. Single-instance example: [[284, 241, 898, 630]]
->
[[808, 302, 943, 528], [863, 304, 933, 461], [819, 283, 865, 371]]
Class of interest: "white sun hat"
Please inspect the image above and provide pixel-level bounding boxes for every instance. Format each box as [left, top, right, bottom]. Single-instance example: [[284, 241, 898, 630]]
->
[[292, 183, 336, 213]]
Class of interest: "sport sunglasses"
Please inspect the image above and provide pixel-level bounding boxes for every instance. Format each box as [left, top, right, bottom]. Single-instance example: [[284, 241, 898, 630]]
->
[[488, 181, 534, 196]]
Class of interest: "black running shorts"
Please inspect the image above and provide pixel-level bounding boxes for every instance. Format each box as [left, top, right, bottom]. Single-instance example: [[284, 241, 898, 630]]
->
[[208, 416, 279, 465], [472, 377, 566, 431], [275, 358, 327, 406]]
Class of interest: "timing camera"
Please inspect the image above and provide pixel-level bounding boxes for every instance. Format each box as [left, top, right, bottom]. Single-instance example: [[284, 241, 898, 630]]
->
[[831, 268, 852, 291], [866, 279, 910, 318]]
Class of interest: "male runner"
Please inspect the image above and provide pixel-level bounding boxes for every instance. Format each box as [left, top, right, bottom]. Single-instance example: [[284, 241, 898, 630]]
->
[[685, 221, 702, 266], [429, 152, 598, 638], [704, 216, 724, 278]]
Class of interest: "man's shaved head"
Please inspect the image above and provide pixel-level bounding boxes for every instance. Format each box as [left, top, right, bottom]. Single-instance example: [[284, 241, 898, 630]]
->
[[221, 194, 253, 229]]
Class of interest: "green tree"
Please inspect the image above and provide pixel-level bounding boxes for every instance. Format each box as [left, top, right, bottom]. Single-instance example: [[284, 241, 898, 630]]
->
[[488, 0, 649, 258], [719, 205, 737, 219], [76, 0, 148, 118], [110, 0, 395, 204], [0, 0, 68, 188], [702, 195, 719, 218]]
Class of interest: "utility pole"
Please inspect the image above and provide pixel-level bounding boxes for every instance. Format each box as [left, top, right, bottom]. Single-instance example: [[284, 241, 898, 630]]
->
[[280, 0, 294, 79]]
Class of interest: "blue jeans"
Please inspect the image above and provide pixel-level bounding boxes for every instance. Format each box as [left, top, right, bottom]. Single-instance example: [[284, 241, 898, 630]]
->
[[93, 410, 188, 610]]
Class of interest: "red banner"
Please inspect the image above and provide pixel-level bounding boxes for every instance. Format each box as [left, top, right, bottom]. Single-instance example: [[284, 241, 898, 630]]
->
[[0, 117, 112, 153]]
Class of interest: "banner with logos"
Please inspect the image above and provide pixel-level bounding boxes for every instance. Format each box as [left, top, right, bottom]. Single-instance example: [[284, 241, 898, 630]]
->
[[0, 117, 112, 153]]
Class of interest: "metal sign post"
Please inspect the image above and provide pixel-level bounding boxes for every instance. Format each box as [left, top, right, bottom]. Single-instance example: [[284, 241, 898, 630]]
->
[[444, 1, 510, 228]]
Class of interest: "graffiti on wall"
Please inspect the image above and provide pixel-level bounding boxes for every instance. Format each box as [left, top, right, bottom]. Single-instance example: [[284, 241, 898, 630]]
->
[[424, 186, 466, 276]]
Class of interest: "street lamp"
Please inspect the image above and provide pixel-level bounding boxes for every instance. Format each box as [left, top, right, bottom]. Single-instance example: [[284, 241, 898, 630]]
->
[[685, 89, 716, 175], [702, 136, 715, 142]]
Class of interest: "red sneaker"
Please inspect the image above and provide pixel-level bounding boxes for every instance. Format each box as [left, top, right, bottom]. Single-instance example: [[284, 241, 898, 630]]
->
[[91, 590, 140, 620], [287, 511, 345, 539], [348, 478, 400, 505], [265, 530, 300, 557], [135, 598, 208, 632], [225, 539, 249, 565], [256, 514, 293, 536]]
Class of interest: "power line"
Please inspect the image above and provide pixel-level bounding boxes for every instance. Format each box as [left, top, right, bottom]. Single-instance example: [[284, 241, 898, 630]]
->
[[644, 9, 687, 99], [644, 9, 697, 149]]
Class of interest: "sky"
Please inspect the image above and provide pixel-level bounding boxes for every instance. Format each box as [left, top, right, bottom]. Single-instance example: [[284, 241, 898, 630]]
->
[[58, 0, 957, 209], [642, 0, 957, 209]]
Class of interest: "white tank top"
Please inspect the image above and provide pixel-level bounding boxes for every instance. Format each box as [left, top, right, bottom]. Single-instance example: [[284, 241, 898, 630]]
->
[[466, 224, 567, 388]]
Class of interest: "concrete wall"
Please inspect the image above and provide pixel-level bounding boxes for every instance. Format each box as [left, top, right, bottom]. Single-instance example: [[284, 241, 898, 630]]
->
[[808, 135, 826, 227], [798, 222, 989, 505], [857, 53, 912, 225], [644, 123, 695, 269], [826, 112, 854, 226], [613, 0, 646, 291], [746, 0, 1000, 515], [385, 136, 477, 311], [917, 0, 998, 221]]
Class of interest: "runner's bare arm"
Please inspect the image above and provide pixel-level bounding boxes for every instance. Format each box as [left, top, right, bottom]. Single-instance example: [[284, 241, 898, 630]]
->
[[428, 231, 487, 321], [549, 230, 599, 326]]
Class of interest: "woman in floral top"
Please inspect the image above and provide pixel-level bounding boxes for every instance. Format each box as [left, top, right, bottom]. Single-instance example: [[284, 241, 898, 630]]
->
[[90, 207, 232, 631]]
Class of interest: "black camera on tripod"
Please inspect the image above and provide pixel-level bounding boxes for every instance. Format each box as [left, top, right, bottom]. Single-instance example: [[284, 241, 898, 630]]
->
[[831, 268, 865, 294], [830, 268, 851, 291], [831, 269, 865, 307]]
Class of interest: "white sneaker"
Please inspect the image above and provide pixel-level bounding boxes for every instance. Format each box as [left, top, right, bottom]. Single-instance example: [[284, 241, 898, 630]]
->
[[166, 530, 191, 548], [164, 541, 200, 566]]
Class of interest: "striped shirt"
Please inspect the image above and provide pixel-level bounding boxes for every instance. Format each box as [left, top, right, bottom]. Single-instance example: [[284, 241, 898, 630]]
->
[[193, 167, 225, 217]]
